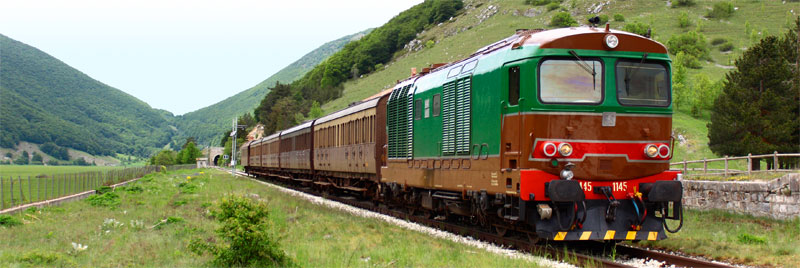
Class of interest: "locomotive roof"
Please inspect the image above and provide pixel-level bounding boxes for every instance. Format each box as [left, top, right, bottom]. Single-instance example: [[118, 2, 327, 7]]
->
[[519, 27, 668, 54], [314, 96, 382, 125]]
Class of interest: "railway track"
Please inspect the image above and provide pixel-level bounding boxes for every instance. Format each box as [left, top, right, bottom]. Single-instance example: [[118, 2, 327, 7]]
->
[[230, 169, 734, 268]]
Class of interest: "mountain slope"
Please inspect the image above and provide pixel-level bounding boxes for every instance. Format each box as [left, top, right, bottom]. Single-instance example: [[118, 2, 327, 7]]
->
[[174, 29, 372, 145], [0, 34, 175, 156]]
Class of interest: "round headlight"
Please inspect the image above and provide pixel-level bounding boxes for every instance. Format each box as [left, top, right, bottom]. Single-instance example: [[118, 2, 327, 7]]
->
[[543, 142, 557, 157], [658, 144, 670, 158], [558, 143, 573, 157], [644, 144, 658, 158], [605, 34, 619, 49]]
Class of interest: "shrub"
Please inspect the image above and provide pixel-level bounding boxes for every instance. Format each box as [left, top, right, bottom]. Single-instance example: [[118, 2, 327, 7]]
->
[[189, 195, 292, 267], [718, 42, 734, 52], [546, 2, 560, 11], [524, 0, 551, 6], [86, 191, 120, 207], [677, 11, 692, 28], [0, 214, 23, 227], [550, 12, 577, 27], [613, 14, 625, 22], [622, 21, 652, 36], [19, 251, 76, 267], [95, 186, 113, 195], [667, 31, 710, 61], [710, 37, 728, 46], [674, 0, 695, 7], [706, 1, 734, 19], [123, 184, 144, 193]]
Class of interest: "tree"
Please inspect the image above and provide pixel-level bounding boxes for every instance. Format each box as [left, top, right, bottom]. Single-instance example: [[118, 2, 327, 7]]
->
[[308, 101, 323, 119], [153, 150, 177, 166], [179, 142, 202, 164], [31, 152, 43, 165], [708, 17, 799, 170], [13, 151, 29, 165]]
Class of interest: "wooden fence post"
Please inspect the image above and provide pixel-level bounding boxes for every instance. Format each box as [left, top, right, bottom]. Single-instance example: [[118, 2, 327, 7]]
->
[[747, 153, 752, 177], [1, 177, 5, 209], [683, 158, 688, 175], [10, 177, 14, 207], [28, 176, 31, 204], [703, 157, 707, 174], [18, 177, 24, 204], [773, 151, 779, 170]]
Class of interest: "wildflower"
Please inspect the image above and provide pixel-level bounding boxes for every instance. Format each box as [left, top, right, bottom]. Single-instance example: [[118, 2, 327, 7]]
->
[[71, 242, 88, 253], [187, 176, 192, 180]]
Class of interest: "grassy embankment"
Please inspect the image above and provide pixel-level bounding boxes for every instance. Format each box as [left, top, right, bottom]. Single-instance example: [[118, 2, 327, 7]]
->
[[648, 210, 800, 267], [0, 168, 539, 267]]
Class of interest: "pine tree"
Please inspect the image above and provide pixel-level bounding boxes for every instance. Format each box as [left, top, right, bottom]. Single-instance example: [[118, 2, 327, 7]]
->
[[708, 17, 799, 170]]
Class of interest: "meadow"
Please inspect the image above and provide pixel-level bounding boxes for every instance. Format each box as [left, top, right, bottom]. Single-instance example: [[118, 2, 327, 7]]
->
[[0, 168, 541, 267]]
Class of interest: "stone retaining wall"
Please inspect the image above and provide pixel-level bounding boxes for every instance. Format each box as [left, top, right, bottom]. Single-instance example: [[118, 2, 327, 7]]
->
[[682, 173, 800, 220]]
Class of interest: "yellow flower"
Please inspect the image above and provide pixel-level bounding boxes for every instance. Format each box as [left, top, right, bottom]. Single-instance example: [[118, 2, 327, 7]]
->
[[187, 176, 192, 180]]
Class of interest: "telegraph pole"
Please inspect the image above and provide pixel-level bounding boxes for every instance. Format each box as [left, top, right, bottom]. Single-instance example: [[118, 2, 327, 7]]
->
[[231, 118, 236, 176]]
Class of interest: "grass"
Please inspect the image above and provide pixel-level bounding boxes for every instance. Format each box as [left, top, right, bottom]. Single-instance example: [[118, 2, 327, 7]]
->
[[0, 168, 541, 267], [636, 209, 800, 267], [0, 165, 119, 178]]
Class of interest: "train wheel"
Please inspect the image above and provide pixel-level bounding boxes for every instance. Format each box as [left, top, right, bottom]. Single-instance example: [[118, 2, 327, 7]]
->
[[423, 210, 433, 219], [407, 207, 417, 217], [495, 226, 508, 237], [527, 232, 541, 244]]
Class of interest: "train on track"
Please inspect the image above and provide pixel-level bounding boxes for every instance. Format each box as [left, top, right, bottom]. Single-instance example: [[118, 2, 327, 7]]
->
[[241, 24, 684, 242]]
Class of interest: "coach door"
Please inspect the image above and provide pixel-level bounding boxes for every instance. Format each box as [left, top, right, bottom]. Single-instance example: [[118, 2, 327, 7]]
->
[[501, 62, 523, 170]]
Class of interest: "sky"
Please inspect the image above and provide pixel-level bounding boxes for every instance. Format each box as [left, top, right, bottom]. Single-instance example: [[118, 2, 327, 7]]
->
[[1, 0, 424, 115]]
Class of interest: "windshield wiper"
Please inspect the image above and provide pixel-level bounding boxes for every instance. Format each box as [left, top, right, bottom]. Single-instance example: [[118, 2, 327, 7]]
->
[[624, 53, 649, 95], [568, 50, 597, 91]]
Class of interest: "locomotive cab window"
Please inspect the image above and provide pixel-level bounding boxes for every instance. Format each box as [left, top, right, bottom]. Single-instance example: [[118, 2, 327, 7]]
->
[[508, 66, 520, 105], [432, 94, 440, 117], [414, 99, 422, 120], [616, 60, 670, 107], [539, 58, 603, 104]]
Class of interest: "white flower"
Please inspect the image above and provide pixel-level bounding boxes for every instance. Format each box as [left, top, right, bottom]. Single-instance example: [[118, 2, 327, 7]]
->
[[71, 242, 88, 252]]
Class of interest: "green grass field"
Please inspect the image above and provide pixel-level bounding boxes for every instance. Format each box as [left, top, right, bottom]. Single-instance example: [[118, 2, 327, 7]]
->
[[642, 209, 800, 267], [0, 168, 542, 267], [0, 165, 156, 210]]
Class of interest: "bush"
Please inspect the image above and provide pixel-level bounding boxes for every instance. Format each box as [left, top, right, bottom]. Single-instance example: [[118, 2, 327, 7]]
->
[[546, 2, 560, 11], [189, 195, 292, 267], [667, 31, 710, 61], [95, 186, 113, 195], [0, 214, 23, 227], [677, 11, 692, 28], [86, 191, 120, 207], [737, 233, 767, 244], [550, 12, 577, 27], [123, 184, 144, 193], [706, 1, 734, 19], [718, 42, 734, 52], [711, 37, 728, 46], [622, 21, 652, 36], [613, 14, 625, 22], [18, 251, 76, 267], [674, 0, 695, 7], [524, 0, 551, 6]]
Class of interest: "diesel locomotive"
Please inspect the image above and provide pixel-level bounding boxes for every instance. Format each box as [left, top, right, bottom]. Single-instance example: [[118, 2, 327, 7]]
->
[[242, 25, 684, 242]]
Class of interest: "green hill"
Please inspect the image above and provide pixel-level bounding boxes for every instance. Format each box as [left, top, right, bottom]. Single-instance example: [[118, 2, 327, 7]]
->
[[174, 29, 373, 145], [0, 34, 176, 157]]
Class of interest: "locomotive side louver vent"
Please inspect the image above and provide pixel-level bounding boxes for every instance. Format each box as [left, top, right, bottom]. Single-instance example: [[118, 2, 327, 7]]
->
[[406, 87, 414, 159], [442, 81, 457, 156], [442, 76, 472, 156], [388, 85, 412, 159], [456, 76, 472, 155]]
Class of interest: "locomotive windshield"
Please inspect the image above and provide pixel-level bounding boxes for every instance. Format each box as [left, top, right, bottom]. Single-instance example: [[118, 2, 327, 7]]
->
[[539, 59, 603, 104], [616, 60, 670, 107]]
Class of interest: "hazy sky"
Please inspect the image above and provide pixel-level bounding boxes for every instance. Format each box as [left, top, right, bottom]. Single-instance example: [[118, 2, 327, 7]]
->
[[1, 0, 423, 115]]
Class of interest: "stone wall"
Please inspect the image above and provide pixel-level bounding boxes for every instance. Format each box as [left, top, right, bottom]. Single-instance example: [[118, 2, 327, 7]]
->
[[682, 173, 800, 220]]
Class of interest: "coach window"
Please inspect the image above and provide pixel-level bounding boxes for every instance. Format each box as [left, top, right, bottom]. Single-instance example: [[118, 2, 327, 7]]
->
[[414, 99, 423, 120], [539, 58, 603, 104], [433, 94, 441, 117], [508, 66, 520, 105]]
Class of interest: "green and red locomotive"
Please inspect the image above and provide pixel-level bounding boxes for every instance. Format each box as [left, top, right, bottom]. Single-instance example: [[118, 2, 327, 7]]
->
[[242, 25, 683, 242]]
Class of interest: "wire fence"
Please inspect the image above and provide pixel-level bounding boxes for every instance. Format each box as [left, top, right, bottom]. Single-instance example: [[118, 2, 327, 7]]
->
[[670, 152, 800, 177], [0, 164, 195, 211]]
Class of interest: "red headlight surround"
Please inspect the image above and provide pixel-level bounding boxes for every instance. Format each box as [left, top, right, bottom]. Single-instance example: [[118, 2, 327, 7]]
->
[[543, 142, 557, 157], [658, 144, 670, 158]]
